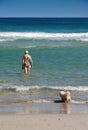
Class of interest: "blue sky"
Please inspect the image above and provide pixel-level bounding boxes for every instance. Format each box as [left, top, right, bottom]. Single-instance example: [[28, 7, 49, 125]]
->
[[0, 0, 88, 17]]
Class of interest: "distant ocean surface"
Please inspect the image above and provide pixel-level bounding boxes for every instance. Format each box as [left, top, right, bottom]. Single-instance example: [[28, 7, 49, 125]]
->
[[0, 18, 88, 102]]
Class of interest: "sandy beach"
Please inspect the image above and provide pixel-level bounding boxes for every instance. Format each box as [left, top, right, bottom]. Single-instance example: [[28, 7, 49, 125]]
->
[[0, 114, 87, 130], [0, 101, 87, 130]]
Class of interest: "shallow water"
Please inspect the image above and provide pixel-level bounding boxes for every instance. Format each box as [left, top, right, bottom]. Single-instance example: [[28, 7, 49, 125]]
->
[[0, 18, 88, 106]]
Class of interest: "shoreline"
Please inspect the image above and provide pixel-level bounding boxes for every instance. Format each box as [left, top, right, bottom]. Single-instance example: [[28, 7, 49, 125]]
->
[[0, 100, 88, 114], [0, 100, 88, 130]]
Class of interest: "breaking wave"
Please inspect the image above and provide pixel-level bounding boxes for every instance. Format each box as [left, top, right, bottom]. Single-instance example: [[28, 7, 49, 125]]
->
[[0, 32, 88, 42], [0, 85, 88, 92]]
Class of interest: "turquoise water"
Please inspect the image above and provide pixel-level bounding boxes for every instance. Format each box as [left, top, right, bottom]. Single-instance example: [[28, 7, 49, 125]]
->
[[0, 18, 88, 102]]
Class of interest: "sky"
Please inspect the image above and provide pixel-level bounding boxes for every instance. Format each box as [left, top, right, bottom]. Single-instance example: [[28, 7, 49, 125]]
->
[[0, 0, 88, 17]]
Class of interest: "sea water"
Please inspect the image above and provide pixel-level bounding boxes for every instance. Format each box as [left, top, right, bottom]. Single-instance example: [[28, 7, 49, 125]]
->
[[0, 18, 88, 104]]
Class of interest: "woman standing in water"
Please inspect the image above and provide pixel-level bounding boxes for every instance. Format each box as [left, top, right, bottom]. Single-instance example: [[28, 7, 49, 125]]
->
[[22, 50, 33, 74]]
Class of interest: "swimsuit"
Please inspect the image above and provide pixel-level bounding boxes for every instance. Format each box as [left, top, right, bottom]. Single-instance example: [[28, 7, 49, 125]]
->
[[24, 60, 30, 67]]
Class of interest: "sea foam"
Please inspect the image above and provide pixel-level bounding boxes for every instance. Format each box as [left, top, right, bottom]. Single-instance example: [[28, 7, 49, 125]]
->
[[0, 32, 88, 42], [0, 85, 88, 92]]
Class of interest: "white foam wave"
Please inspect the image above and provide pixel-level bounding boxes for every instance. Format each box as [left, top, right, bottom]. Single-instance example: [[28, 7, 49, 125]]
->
[[50, 86, 88, 91], [0, 85, 88, 92], [0, 32, 88, 42]]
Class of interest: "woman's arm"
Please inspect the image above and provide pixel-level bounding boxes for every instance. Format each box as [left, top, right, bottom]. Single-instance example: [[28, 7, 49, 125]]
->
[[29, 56, 33, 68]]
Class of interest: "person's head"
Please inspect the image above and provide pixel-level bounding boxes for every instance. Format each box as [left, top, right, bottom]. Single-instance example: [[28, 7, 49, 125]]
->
[[25, 50, 29, 54]]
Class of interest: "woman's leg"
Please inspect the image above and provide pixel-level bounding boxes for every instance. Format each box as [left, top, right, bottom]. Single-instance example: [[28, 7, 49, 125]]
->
[[24, 67, 28, 74], [27, 66, 31, 74], [24, 66, 31, 74]]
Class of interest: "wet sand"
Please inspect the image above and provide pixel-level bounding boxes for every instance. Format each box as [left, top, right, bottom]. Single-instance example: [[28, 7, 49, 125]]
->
[[0, 99, 88, 114]]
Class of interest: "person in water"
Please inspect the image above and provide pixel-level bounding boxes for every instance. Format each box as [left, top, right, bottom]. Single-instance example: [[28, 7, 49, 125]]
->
[[22, 50, 33, 74]]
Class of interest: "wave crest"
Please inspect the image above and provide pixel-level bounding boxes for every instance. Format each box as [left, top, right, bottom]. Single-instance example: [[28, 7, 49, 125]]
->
[[0, 32, 88, 42], [0, 85, 88, 92]]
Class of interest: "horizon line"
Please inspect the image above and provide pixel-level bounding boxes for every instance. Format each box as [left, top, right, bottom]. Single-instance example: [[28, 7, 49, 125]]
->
[[0, 17, 88, 18]]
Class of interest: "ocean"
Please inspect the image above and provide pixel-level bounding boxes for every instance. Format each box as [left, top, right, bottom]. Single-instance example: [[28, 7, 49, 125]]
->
[[0, 18, 88, 106]]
